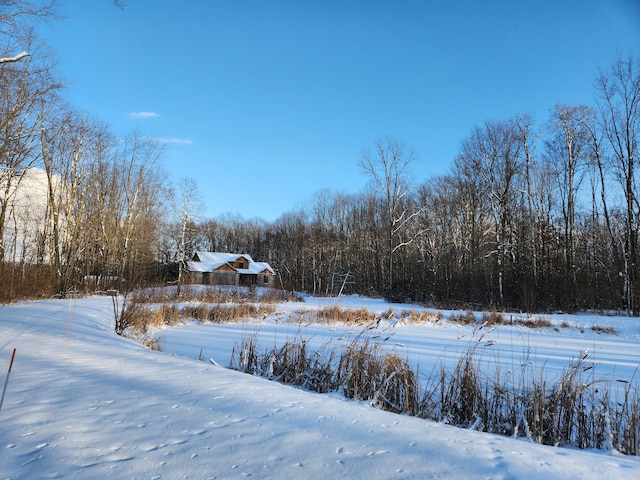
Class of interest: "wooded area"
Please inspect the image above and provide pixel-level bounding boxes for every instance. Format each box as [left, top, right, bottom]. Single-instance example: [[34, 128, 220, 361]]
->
[[176, 57, 640, 314], [1, 2, 639, 313]]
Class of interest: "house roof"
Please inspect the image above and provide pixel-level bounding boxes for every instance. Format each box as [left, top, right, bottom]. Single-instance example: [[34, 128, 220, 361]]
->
[[187, 252, 275, 275]]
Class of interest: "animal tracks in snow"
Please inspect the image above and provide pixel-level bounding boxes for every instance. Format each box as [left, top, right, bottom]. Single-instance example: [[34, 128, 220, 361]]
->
[[335, 444, 389, 458], [366, 449, 389, 456]]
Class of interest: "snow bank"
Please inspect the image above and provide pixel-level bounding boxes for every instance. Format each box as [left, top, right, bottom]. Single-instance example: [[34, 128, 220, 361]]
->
[[0, 297, 638, 479]]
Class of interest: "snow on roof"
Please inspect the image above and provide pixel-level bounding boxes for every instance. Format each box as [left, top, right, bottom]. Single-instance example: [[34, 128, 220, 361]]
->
[[252, 261, 275, 275], [187, 251, 274, 274]]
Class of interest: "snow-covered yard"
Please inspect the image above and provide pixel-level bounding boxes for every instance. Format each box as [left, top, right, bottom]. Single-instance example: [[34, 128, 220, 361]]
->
[[1, 294, 639, 479]]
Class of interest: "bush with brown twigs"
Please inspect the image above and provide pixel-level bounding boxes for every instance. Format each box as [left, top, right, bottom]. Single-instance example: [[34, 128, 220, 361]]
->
[[0, 264, 58, 303]]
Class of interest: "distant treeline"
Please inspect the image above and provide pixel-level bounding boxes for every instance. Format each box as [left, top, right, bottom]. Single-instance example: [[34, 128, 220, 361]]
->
[[179, 55, 640, 314]]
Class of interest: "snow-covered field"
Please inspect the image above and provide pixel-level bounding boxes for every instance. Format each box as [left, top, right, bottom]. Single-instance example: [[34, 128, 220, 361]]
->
[[1, 294, 639, 479]]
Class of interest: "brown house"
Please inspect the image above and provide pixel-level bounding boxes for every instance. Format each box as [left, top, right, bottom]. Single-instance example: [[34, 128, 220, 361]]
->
[[186, 252, 276, 287]]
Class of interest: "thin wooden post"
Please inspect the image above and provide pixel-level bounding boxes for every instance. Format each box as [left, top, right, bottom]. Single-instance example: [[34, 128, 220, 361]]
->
[[0, 348, 16, 415]]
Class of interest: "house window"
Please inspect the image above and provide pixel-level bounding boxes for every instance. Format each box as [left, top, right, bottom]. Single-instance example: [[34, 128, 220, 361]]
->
[[263, 275, 269, 283], [238, 262, 245, 269]]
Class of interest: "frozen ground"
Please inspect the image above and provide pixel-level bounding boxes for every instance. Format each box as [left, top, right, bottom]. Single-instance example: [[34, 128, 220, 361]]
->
[[0, 294, 639, 479]]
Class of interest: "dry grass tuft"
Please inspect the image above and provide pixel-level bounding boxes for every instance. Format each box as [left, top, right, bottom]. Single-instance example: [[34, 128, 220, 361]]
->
[[337, 339, 384, 401], [142, 334, 164, 351], [591, 324, 618, 335], [437, 348, 485, 426], [516, 316, 553, 329], [289, 306, 442, 326], [373, 353, 420, 414], [157, 304, 181, 326], [399, 310, 443, 323], [182, 304, 210, 322], [259, 289, 304, 303], [294, 306, 380, 325], [204, 304, 276, 323], [483, 310, 506, 325], [382, 308, 396, 319], [449, 310, 477, 325]]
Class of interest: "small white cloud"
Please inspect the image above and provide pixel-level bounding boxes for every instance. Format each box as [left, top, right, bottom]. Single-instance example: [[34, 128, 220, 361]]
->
[[152, 137, 193, 145], [129, 111, 159, 119]]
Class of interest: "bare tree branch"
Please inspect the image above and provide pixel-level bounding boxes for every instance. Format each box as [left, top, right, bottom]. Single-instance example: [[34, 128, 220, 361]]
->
[[0, 1, 59, 62], [0, 50, 28, 63]]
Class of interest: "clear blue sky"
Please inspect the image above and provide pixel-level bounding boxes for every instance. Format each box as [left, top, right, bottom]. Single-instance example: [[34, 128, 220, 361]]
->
[[42, 0, 640, 221]]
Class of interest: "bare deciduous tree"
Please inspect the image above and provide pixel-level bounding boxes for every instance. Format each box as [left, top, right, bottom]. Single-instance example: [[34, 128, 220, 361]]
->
[[360, 136, 425, 292], [171, 177, 202, 294], [595, 54, 640, 314], [545, 104, 593, 296], [0, 38, 61, 262], [456, 120, 523, 307], [39, 103, 112, 293]]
